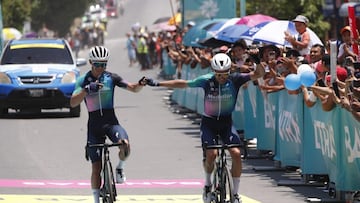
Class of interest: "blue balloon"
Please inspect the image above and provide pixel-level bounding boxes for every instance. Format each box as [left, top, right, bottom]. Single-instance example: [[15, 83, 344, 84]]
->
[[284, 74, 301, 90], [300, 71, 316, 87]]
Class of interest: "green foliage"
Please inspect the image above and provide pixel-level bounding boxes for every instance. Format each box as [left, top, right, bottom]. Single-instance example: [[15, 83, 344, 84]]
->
[[30, 0, 91, 37], [2, 0, 32, 30]]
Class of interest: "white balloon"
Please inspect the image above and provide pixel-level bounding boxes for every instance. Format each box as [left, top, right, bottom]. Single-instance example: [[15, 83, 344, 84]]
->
[[297, 64, 314, 75]]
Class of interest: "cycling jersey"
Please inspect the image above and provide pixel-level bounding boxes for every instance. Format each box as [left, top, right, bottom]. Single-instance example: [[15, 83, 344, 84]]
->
[[187, 72, 251, 118], [187, 72, 250, 147], [73, 71, 128, 113], [73, 70, 129, 162]]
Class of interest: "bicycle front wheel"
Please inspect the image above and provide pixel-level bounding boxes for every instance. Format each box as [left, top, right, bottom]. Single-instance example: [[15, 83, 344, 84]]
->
[[103, 161, 116, 203], [220, 165, 234, 203]]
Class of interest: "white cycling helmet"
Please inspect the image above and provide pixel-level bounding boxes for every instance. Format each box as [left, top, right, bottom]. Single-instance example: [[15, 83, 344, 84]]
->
[[89, 46, 109, 62], [211, 53, 232, 72]]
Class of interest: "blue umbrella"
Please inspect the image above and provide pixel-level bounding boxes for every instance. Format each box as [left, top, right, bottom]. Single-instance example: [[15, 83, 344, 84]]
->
[[214, 24, 249, 43], [182, 19, 227, 47]]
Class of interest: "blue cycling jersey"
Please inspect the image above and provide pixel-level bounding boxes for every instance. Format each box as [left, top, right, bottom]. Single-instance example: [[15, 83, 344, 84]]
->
[[187, 72, 251, 118], [73, 71, 128, 113]]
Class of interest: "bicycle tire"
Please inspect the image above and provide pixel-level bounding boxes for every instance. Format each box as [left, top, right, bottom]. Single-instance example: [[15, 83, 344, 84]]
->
[[220, 165, 234, 203], [211, 167, 220, 203], [103, 161, 116, 203]]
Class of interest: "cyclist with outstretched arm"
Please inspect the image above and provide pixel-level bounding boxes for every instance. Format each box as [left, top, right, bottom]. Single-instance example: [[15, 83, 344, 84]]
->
[[70, 46, 145, 203], [144, 53, 265, 203]]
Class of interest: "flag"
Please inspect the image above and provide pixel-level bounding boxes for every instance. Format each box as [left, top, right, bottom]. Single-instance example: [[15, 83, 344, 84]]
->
[[181, 0, 236, 27]]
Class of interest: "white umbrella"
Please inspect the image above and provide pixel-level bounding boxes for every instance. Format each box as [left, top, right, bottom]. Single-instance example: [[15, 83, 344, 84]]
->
[[2, 27, 22, 41], [240, 20, 323, 47]]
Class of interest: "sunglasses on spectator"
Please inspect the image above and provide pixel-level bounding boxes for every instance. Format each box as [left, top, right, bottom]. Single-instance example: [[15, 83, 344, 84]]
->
[[92, 62, 107, 68]]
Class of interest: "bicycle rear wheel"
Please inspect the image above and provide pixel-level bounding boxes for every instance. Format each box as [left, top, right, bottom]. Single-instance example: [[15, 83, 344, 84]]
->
[[220, 165, 234, 203], [103, 161, 116, 203]]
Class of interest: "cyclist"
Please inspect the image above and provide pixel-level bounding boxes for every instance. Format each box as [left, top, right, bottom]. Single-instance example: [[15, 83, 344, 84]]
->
[[144, 53, 266, 203], [70, 46, 145, 203]]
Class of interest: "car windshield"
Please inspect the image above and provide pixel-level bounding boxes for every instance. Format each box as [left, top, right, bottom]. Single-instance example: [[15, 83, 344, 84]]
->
[[0, 46, 74, 65]]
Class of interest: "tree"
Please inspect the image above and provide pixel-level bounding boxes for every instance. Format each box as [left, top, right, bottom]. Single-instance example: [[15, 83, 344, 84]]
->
[[2, 0, 32, 30], [30, 0, 93, 37]]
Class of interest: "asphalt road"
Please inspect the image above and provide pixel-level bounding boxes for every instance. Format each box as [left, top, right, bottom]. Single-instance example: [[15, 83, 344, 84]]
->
[[0, 0, 335, 202]]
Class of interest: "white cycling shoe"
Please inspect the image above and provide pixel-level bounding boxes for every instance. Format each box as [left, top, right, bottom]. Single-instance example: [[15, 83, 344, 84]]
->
[[116, 168, 126, 184]]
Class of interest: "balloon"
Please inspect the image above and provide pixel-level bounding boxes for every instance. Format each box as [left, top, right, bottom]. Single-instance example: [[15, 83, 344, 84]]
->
[[284, 74, 301, 90], [297, 64, 313, 75], [300, 71, 316, 87]]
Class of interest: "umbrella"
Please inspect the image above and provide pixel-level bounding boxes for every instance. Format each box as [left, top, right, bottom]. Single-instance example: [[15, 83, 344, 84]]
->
[[214, 24, 249, 43], [153, 16, 171, 24], [236, 14, 277, 27], [240, 20, 323, 47], [2, 27, 22, 41], [24, 31, 38, 38], [150, 21, 176, 32], [168, 13, 181, 25], [182, 19, 227, 47], [210, 17, 241, 35]]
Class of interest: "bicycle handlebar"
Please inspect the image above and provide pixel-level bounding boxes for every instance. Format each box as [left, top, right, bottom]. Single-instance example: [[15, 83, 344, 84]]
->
[[87, 142, 124, 148], [205, 143, 242, 150]]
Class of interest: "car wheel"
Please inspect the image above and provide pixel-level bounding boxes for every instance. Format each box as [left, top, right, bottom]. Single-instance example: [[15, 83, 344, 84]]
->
[[70, 105, 81, 117], [0, 108, 8, 117]]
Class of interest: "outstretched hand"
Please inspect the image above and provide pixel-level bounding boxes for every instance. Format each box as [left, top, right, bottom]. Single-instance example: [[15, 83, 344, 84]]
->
[[138, 76, 147, 85], [145, 77, 160, 86]]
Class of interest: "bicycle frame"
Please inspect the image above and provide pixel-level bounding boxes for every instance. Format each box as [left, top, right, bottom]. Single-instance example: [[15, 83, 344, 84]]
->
[[206, 143, 241, 203], [87, 143, 123, 203]]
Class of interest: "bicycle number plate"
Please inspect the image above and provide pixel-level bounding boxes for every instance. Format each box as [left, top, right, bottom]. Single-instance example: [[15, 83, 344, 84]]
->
[[28, 89, 44, 97]]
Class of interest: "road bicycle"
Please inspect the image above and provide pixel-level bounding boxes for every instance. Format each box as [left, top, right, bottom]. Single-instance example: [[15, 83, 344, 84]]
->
[[87, 142, 123, 203], [206, 143, 241, 203]]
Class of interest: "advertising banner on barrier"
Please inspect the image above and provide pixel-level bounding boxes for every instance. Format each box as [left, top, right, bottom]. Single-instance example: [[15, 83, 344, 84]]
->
[[242, 83, 259, 140], [256, 89, 277, 151], [336, 109, 360, 191], [185, 65, 199, 111], [301, 101, 328, 175], [196, 67, 209, 115], [277, 91, 303, 167], [162, 50, 176, 76], [309, 103, 338, 187], [232, 86, 245, 131]]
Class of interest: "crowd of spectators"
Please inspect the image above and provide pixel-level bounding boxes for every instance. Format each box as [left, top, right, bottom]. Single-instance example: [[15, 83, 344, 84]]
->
[[124, 16, 360, 122]]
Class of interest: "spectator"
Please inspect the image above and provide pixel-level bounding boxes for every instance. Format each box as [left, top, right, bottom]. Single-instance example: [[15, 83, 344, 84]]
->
[[338, 26, 358, 66], [230, 40, 255, 73], [126, 32, 137, 67], [284, 15, 311, 57], [311, 54, 348, 111]]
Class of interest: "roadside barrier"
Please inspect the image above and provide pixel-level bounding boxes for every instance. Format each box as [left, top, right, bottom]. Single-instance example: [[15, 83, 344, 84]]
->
[[164, 53, 360, 200]]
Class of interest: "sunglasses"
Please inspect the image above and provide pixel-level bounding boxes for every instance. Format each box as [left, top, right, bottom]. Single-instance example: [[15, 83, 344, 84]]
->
[[92, 62, 107, 68], [215, 71, 230, 77]]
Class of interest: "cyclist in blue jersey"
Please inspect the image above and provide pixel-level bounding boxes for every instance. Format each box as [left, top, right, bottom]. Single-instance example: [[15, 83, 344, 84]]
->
[[70, 46, 146, 203], [144, 53, 265, 203]]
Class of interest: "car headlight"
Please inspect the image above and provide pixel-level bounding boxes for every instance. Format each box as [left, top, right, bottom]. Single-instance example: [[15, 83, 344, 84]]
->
[[61, 71, 77, 84], [0, 72, 11, 84]]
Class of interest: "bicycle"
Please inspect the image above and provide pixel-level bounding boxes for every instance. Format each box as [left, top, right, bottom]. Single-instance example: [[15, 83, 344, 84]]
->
[[206, 143, 242, 203], [86, 142, 123, 203]]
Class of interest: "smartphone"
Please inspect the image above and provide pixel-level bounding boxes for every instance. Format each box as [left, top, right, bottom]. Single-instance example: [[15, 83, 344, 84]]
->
[[317, 79, 326, 87], [332, 82, 340, 98]]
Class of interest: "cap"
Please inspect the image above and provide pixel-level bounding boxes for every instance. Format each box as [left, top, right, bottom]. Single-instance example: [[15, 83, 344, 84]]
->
[[326, 67, 348, 82], [259, 44, 281, 58], [340, 26, 351, 34], [187, 21, 195, 27], [293, 15, 309, 24]]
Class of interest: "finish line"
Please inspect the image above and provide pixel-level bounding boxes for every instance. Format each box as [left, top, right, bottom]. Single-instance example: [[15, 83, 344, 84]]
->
[[0, 195, 261, 203]]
